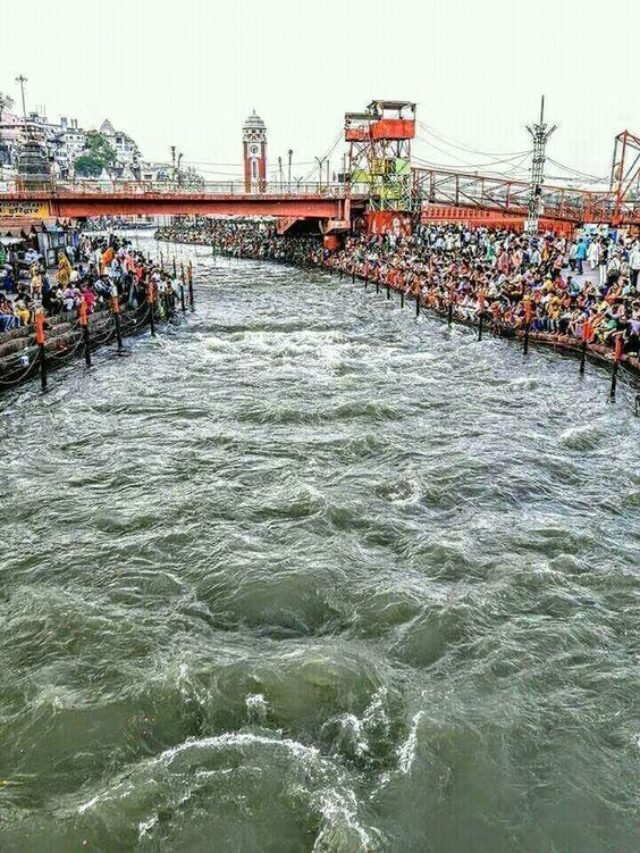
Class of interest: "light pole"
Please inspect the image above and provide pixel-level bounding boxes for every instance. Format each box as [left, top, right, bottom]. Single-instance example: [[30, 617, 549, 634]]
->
[[15, 74, 28, 134], [315, 156, 326, 190], [287, 149, 293, 192]]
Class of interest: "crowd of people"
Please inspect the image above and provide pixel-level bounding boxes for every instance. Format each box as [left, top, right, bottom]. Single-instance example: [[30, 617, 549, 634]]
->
[[5, 216, 637, 365], [158, 218, 640, 360], [0, 235, 179, 333]]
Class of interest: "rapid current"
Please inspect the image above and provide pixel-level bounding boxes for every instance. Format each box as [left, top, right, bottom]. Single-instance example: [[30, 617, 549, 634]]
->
[[1, 239, 640, 852]]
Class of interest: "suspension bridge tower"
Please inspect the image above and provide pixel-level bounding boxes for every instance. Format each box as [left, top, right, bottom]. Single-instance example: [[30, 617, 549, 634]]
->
[[344, 99, 416, 235]]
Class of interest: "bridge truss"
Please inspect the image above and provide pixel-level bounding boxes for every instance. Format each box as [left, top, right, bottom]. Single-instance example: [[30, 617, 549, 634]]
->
[[412, 165, 640, 226]]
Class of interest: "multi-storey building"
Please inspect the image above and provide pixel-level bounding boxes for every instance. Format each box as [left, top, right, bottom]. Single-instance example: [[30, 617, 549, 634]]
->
[[0, 97, 203, 187], [99, 119, 140, 174]]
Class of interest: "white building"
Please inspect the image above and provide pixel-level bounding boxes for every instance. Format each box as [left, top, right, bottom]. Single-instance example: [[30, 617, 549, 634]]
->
[[99, 118, 139, 171], [1, 103, 204, 187]]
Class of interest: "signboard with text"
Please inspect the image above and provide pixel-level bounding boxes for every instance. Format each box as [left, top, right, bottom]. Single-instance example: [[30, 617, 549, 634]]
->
[[0, 201, 50, 219]]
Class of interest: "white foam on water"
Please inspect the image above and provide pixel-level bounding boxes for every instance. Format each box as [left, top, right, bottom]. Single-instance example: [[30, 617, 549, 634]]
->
[[339, 714, 370, 758], [245, 692, 268, 723], [77, 731, 379, 850], [313, 785, 378, 852], [137, 815, 158, 839], [156, 731, 320, 768], [559, 422, 605, 450], [387, 476, 422, 506], [362, 687, 391, 738], [396, 710, 424, 775], [510, 376, 539, 390], [77, 794, 100, 815]]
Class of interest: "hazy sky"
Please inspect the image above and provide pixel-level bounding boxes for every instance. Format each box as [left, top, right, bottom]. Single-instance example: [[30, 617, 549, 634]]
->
[[4, 0, 639, 184]]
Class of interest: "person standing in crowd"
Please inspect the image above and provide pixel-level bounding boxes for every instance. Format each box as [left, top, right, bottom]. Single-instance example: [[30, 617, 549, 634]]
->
[[574, 238, 587, 275], [568, 239, 578, 271], [587, 238, 600, 271], [57, 251, 72, 288], [629, 241, 640, 291], [598, 239, 609, 288], [30, 265, 43, 300]]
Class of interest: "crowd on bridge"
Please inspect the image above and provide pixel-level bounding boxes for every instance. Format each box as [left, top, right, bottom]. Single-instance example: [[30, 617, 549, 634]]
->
[[0, 235, 179, 333], [158, 218, 640, 363]]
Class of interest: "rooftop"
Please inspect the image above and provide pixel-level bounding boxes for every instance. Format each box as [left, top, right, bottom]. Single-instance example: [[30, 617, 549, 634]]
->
[[243, 109, 266, 130]]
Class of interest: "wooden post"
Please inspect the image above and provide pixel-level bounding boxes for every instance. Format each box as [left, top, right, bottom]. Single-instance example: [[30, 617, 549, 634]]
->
[[111, 295, 123, 352], [477, 292, 486, 341], [610, 335, 623, 400], [35, 312, 47, 392], [580, 321, 593, 375], [523, 301, 533, 355], [78, 300, 91, 367], [147, 281, 156, 337]]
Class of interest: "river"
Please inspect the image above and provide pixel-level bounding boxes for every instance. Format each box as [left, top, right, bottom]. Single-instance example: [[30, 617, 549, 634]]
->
[[1, 240, 640, 852]]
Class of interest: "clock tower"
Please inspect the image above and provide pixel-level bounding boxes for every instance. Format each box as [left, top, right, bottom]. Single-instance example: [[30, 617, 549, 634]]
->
[[242, 110, 267, 193]]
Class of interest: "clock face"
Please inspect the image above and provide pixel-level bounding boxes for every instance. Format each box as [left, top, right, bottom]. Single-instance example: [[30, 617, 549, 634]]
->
[[249, 143, 261, 157]]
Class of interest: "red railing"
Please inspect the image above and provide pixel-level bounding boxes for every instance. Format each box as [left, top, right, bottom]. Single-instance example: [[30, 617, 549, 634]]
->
[[412, 166, 639, 224], [2, 178, 354, 199]]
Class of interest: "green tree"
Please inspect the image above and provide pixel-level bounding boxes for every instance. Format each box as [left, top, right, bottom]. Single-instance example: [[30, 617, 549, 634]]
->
[[73, 131, 116, 177], [73, 154, 106, 177]]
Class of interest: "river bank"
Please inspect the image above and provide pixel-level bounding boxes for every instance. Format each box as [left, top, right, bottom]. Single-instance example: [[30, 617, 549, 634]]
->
[[156, 222, 640, 387], [0, 234, 192, 390]]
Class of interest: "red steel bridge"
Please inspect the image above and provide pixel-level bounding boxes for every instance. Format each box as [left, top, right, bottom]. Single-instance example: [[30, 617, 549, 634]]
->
[[2, 113, 640, 231], [0, 181, 365, 236], [2, 167, 640, 234]]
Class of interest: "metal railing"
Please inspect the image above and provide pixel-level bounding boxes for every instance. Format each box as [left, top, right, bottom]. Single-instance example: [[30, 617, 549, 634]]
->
[[7, 168, 639, 224], [412, 166, 640, 224], [2, 178, 356, 198]]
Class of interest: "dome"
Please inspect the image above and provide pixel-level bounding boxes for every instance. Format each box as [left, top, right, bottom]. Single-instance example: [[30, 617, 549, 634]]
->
[[243, 109, 266, 130]]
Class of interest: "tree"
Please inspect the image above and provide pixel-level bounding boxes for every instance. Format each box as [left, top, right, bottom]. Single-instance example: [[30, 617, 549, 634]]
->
[[73, 154, 106, 178], [73, 131, 116, 177]]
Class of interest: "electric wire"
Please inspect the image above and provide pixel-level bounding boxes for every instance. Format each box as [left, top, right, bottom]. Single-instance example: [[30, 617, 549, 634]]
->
[[418, 121, 530, 158], [414, 132, 531, 172]]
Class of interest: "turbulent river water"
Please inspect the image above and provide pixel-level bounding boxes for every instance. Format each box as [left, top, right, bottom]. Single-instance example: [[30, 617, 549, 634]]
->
[[2, 239, 640, 852]]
